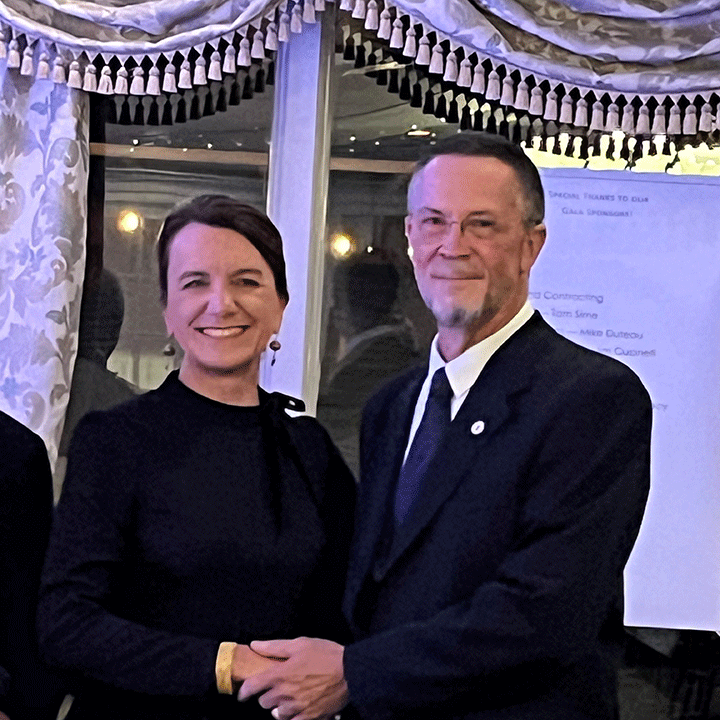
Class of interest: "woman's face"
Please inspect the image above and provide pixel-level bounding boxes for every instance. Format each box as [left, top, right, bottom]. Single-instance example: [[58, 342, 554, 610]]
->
[[163, 222, 285, 382]]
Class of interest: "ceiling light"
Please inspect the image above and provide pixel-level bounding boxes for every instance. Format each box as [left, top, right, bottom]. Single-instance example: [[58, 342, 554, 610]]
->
[[117, 209, 142, 234], [406, 128, 431, 137]]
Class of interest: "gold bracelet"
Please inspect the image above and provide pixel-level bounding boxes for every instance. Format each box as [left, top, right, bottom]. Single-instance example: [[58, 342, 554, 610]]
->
[[215, 642, 237, 695]]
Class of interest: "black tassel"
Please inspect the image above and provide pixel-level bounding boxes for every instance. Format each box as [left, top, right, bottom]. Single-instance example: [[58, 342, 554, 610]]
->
[[580, 135, 590, 159], [266, 60, 275, 86], [592, 133, 602, 156], [486, 113, 497, 134], [538, 134, 547, 152], [107, 97, 118, 125], [365, 52, 378, 78], [648, 138, 657, 156], [354, 45, 366, 69], [399, 74, 411, 101], [511, 121, 522, 145], [663, 136, 673, 156], [147, 98, 159, 126], [189, 94, 201, 120], [161, 97, 173, 125], [203, 91, 215, 116], [242, 74, 254, 99], [434, 94, 447, 119], [473, 109, 484, 131], [565, 134, 577, 157], [255, 68, 266, 93], [376, 68, 388, 86], [631, 136, 643, 162], [343, 36, 355, 61], [460, 105, 471, 130], [447, 99, 459, 124], [498, 119, 509, 138], [175, 96, 187, 123], [619, 136, 630, 161], [605, 136, 615, 159], [410, 82, 422, 108], [423, 90, 435, 115], [118, 99, 132, 125], [387, 69, 399, 94], [552, 134, 563, 155], [229, 80, 241, 106], [216, 86, 227, 113]]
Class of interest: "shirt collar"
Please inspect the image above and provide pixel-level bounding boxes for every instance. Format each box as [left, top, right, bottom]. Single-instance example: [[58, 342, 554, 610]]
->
[[427, 300, 534, 399]]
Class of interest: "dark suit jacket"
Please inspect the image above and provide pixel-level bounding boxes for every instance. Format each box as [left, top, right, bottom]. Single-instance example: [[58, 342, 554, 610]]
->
[[342, 312, 652, 720], [0, 411, 63, 720]]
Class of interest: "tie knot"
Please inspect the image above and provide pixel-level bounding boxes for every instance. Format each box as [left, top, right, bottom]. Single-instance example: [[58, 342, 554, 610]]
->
[[429, 367, 452, 405]]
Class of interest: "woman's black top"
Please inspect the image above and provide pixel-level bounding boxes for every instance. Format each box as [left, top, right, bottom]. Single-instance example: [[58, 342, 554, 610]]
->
[[38, 372, 356, 720]]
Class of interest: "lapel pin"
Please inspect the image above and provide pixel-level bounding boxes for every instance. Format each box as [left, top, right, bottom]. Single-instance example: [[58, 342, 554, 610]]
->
[[471, 420, 485, 435]]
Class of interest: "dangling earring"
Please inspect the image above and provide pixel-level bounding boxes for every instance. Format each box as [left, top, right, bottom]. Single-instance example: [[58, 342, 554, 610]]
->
[[269, 338, 281, 366]]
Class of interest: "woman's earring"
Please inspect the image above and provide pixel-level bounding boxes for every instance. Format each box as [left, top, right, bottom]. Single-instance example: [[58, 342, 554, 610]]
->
[[269, 338, 281, 366]]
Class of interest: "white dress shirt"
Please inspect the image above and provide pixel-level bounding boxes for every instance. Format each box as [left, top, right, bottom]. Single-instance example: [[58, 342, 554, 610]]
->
[[403, 301, 534, 460]]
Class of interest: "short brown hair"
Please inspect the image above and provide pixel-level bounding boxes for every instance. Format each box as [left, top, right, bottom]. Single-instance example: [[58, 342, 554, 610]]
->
[[157, 195, 288, 306], [409, 133, 545, 226]]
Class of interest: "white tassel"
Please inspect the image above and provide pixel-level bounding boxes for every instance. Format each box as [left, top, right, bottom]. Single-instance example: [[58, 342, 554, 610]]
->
[[589, 101, 604, 131], [265, 23, 278, 51], [651, 106, 666, 135], [528, 86, 544, 116], [365, 0, 379, 30], [416, 36, 430, 66], [604, 102, 619, 131], [486, 70, 501, 100], [402, 27, 417, 57], [378, 9, 392, 40], [665, 105, 680, 134], [315, 0, 325, 10], [129, 66, 145, 95], [82, 64, 98, 92], [208, 51, 222, 80], [223, 45, 237, 73], [178, 59, 192, 89], [67, 60, 82, 88], [7, 39, 20, 69], [573, 98, 588, 127], [304, 0, 317, 23], [251, 32, 265, 58], [340, 0, 354, 9], [636, 106, 651, 134], [193, 56, 207, 86], [559, 95, 573, 124], [513, 80, 529, 111], [163, 63, 177, 93], [20, 46, 33, 76], [52, 56, 66, 84], [291, 5, 303, 33], [429, 44, 444, 75], [500, 76, 514, 106], [279, 13, 291, 42], [699, 102, 713, 132], [682, 105, 697, 135], [620, 103, 635, 134], [97, 65, 113, 94], [146, 66, 161, 95], [390, 19, 403, 49], [470, 64, 485, 94], [0, 31, 7, 60], [114, 66, 128, 95], [444, 53, 458, 83], [544, 90, 558, 121], [457, 58, 472, 88], [352, 0, 365, 20], [36, 52, 50, 79], [238, 38, 251, 67]]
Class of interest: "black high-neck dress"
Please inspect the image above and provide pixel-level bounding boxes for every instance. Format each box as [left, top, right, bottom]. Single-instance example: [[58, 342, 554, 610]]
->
[[39, 372, 355, 720]]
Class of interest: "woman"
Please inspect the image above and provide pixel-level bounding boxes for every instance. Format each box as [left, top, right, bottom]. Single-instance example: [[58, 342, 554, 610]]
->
[[38, 195, 356, 720]]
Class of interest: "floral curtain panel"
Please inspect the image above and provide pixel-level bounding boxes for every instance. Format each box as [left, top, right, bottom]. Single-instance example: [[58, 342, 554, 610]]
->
[[0, 65, 88, 469]]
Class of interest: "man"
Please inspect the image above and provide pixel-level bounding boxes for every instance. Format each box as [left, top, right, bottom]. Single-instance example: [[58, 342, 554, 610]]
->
[[0, 411, 64, 720], [239, 133, 652, 720]]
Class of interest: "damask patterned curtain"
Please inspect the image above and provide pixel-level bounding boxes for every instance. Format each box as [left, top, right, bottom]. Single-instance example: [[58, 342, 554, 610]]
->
[[0, 65, 88, 468]]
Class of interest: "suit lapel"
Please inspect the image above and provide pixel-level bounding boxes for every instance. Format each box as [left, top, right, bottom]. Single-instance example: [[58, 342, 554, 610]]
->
[[377, 313, 546, 579], [345, 370, 424, 613]]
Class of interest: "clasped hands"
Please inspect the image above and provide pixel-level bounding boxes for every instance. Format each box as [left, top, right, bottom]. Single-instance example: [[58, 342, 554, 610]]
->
[[232, 637, 348, 720]]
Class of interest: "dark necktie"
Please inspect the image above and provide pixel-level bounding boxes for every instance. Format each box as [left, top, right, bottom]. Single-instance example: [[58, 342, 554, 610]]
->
[[394, 367, 453, 525]]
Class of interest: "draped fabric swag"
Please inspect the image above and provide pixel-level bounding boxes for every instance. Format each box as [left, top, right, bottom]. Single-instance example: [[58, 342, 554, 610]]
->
[[1, 0, 720, 146]]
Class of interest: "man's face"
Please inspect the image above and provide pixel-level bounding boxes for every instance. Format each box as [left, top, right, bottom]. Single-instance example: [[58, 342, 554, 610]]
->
[[405, 154, 545, 353]]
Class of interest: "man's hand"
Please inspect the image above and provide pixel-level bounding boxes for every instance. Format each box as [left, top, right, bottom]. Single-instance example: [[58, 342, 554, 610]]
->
[[231, 643, 286, 686], [237, 637, 348, 720]]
